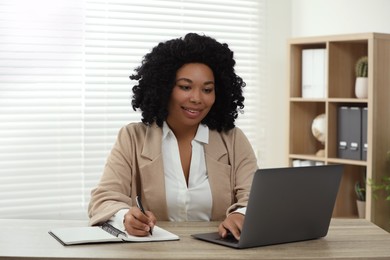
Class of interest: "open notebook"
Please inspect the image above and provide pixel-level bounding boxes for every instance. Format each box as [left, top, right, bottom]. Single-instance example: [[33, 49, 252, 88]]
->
[[49, 222, 179, 246]]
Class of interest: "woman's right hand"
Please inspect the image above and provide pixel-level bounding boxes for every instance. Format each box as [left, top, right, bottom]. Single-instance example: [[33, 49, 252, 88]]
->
[[123, 207, 156, 236]]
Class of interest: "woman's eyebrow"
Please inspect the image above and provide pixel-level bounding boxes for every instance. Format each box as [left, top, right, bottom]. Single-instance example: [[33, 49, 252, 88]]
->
[[176, 78, 215, 85], [176, 78, 192, 83], [204, 80, 215, 85]]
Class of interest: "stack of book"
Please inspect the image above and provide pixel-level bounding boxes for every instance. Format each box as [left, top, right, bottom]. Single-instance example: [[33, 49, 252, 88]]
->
[[292, 160, 324, 167], [301, 48, 327, 98]]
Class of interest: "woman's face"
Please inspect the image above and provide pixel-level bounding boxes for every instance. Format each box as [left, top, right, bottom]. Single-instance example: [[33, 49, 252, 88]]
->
[[166, 63, 215, 130]]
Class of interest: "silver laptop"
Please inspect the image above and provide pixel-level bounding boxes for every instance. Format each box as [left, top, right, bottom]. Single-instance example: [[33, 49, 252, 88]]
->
[[192, 164, 343, 249]]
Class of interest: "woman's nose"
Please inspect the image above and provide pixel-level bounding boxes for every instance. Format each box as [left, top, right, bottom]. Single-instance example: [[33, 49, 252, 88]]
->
[[189, 90, 201, 104]]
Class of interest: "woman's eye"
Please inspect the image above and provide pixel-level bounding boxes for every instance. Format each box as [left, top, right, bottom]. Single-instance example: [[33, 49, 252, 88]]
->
[[178, 85, 191, 91], [203, 88, 214, 94]]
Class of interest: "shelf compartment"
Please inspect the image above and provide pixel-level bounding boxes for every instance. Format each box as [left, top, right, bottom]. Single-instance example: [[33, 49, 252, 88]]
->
[[328, 40, 368, 99], [289, 101, 325, 156], [328, 102, 367, 161], [289, 43, 327, 98], [333, 165, 366, 218]]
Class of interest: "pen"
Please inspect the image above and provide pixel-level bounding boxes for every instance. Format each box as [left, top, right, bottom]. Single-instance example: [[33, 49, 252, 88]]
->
[[135, 195, 153, 235]]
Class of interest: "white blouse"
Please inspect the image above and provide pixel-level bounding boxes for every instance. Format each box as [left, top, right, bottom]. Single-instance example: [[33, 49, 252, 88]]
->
[[162, 122, 212, 221]]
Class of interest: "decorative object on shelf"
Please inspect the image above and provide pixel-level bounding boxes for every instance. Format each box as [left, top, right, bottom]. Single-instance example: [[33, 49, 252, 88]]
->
[[311, 113, 326, 156], [355, 181, 366, 218], [355, 56, 368, 98]]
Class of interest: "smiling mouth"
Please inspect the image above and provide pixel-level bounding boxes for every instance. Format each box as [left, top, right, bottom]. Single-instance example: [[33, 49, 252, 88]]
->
[[182, 107, 201, 115], [184, 107, 199, 112]]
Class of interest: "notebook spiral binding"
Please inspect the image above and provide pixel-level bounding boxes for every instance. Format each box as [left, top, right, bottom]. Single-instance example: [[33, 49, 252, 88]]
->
[[101, 222, 127, 238]]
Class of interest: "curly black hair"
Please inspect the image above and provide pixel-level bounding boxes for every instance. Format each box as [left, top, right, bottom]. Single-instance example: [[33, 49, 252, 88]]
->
[[130, 33, 245, 132]]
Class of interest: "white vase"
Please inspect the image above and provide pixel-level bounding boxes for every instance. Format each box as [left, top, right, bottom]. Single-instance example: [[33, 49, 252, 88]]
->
[[355, 77, 368, 98], [356, 200, 366, 219]]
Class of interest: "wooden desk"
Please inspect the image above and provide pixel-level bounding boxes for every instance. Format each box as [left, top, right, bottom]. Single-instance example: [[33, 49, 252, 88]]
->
[[0, 218, 389, 259]]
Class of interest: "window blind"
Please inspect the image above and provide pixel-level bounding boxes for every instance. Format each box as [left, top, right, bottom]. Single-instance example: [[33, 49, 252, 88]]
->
[[0, 0, 86, 219], [0, 0, 265, 219]]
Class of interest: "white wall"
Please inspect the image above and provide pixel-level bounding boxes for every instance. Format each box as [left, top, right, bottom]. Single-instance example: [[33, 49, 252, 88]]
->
[[260, 0, 291, 168], [291, 0, 390, 36], [263, 0, 390, 168]]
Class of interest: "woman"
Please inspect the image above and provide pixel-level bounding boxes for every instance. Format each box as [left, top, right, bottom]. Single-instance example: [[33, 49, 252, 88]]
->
[[88, 33, 258, 240]]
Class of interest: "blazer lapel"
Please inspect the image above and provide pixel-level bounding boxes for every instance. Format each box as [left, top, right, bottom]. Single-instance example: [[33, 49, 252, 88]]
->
[[205, 131, 232, 220], [139, 124, 169, 220]]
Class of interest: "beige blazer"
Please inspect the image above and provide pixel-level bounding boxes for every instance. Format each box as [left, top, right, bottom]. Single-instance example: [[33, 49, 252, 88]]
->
[[88, 122, 258, 225]]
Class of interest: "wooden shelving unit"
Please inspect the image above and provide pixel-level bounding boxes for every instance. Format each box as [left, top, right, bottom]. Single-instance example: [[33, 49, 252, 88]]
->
[[287, 33, 390, 232]]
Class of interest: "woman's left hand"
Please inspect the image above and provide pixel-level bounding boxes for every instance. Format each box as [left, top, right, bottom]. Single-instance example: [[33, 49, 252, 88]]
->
[[218, 213, 244, 240]]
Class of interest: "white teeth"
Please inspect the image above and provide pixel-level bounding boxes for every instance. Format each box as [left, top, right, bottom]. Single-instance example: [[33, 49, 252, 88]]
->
[[184, 108, 198, 113]]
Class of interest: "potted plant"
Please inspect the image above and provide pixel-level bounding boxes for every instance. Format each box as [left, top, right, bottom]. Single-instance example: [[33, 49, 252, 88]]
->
[[354, 56, 368, 98]]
